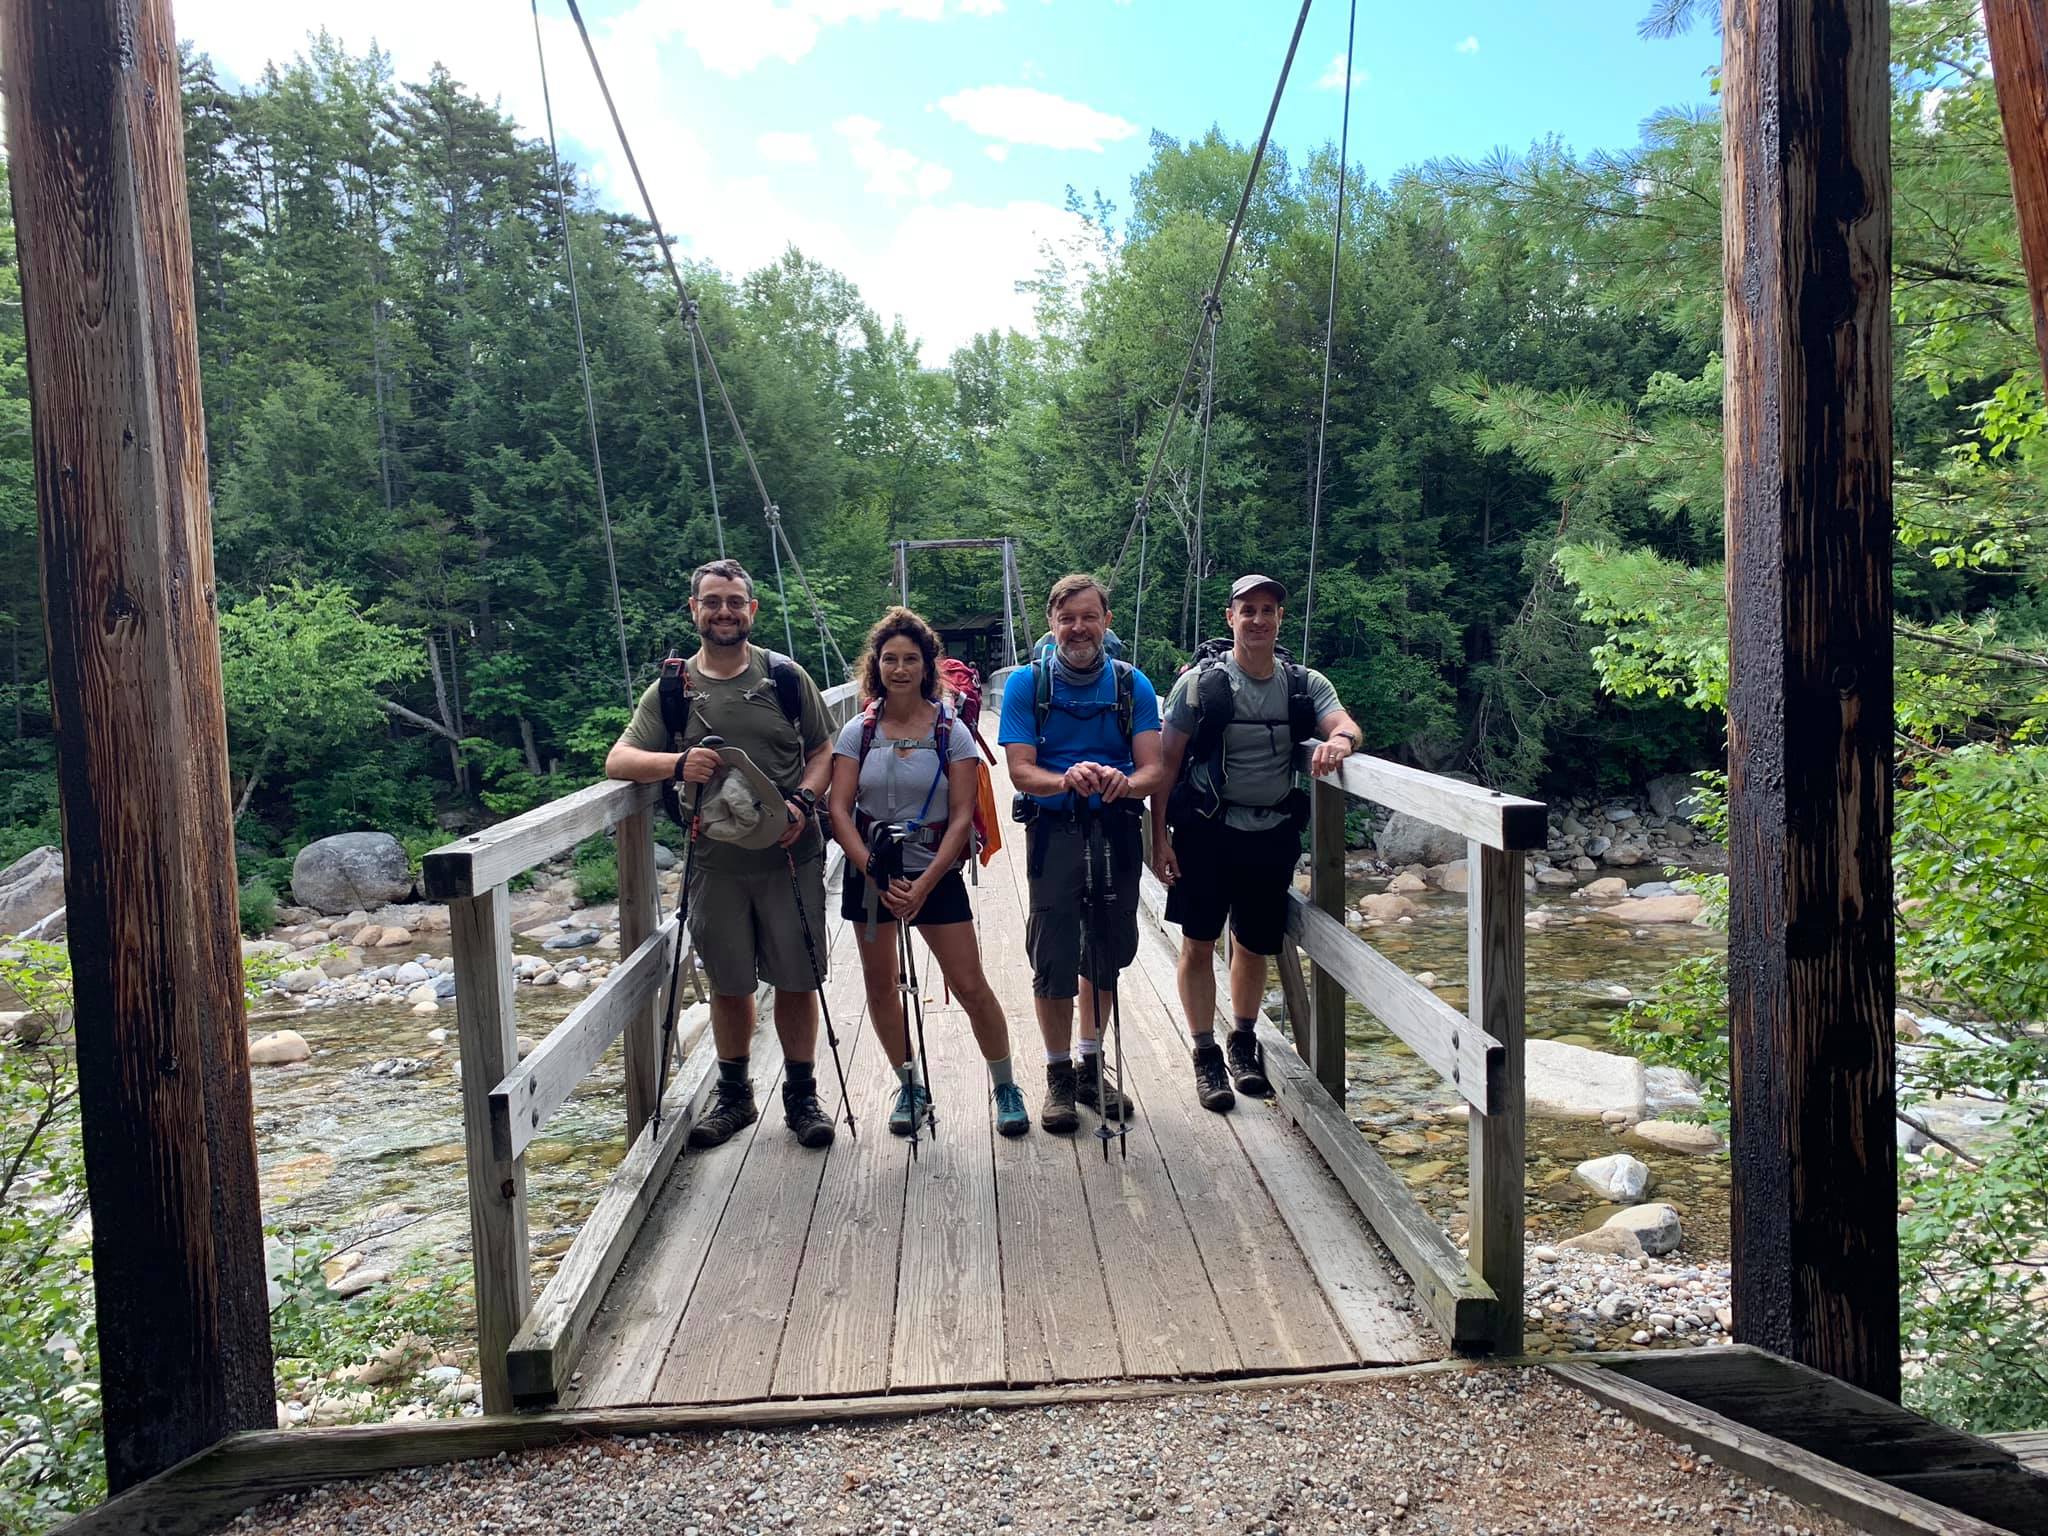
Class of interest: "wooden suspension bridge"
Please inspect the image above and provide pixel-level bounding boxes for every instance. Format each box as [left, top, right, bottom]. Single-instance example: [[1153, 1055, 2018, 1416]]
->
[[15, 0, 2048, 1532]]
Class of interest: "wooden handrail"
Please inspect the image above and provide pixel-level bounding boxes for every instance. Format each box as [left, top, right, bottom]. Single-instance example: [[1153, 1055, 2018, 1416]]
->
[[1297, 744, 1548, 852]]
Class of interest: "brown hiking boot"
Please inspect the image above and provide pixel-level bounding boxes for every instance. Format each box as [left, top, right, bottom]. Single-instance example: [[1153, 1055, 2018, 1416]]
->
[[1226, 1027, 1271, 1097], [1192, 1040, 1235, 1113], [1041, 1060, 1079, 1133], [1075, 1051, 1133, 1120], [782, 1078, 836, 1149], [689, 1080, 759, 1148]]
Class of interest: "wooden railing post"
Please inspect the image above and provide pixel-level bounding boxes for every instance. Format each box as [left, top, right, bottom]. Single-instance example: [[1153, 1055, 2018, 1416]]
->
[[1309, 774, 1348, 1099], [1466, 839, 1525, 1354], [617, 808, 661, 1141], [451, 885, 531, 1413]]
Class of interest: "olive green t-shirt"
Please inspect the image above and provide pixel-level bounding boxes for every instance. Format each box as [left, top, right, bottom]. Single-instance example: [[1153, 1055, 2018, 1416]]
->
[[617, 645, 832, 872]]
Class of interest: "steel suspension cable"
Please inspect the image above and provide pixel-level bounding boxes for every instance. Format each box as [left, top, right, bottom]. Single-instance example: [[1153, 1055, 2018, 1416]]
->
[[1192, 318, 1217, 646], [562, 0, 847, 681], [532, 0, 632, 705], [690, 336, 727, 558], [1111, 0, 1317, 595], [1301, 0, 1358, 665]]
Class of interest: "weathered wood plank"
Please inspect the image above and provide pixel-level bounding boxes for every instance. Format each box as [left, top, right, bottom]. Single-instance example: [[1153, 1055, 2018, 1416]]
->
[[424, 778, 658, 900], [1300, 746, 1547, 852], [1124, 893, 1436, 1366], [1259, 1019, 1493, 1349], [1285, 890, 1503, 1114], [1722, 0, 1899, 1398], [617, 807, 662, 1142], [1309, 775, 1348, 1099], [504, 1028, 720, 1405], [568, 1019, 787, 1409], [490, 914, 679, 1160], [1552, 1361, 2012, 1536], [890, 1000, 1007, 1391], [2, 0, 278, 1486], [450, 887, 531, 1414], [983, 830, 1123, 1385], [1991, 1430, 2048, 1473], [1465, 841, 1524, 1355], [1275, 936, 1315, 1060]]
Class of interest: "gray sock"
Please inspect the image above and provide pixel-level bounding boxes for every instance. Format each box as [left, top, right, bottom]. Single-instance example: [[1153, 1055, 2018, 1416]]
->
[[1232, 1017, 1259, 1035], [1192, 1029, 1216, 1050], [717, 1056, 750, 1090], [987, 1055, 1015, 1089]]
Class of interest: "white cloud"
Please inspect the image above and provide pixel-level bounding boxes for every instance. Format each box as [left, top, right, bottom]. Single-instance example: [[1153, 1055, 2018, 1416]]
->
[[834, 115, 955, 202], [864, 200, 1098, 359], [757, 130, 820, 163], [1456, 35, 1480, 54], [1316, 51, 1366, 90], [960, 0, 1005, 12], [936, 85, 1139, 152], [984, 143, 1011, 163]]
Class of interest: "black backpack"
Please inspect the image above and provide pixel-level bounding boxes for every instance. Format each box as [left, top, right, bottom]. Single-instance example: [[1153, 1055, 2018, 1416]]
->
[[655, 647, 805, 824], [1169, 638, 1319, 827]]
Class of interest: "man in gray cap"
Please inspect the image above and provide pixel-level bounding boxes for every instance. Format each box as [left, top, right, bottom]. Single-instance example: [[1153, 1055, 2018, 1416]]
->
[[605, 558, 838, 1150], [1151, 574, 1362, 1112]]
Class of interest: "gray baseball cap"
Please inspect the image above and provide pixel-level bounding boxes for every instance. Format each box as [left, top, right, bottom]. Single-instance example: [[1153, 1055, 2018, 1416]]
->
[[1229, 573, 1288, 604]]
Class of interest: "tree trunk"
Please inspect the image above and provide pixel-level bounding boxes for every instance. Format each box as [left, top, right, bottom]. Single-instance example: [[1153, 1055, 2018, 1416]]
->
[[518, 715, 543, 778], [427, 633, 467, 794], [2, 0, 276, 1488], [1984, 1, 2048, 383]]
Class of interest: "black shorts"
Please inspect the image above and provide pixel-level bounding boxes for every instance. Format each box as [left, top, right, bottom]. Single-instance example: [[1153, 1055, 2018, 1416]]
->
[[840, 863, 975, 928], [1163, 817, 1300, 955]]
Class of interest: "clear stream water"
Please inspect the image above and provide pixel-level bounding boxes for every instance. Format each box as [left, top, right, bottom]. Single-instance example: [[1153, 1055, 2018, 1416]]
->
[[244, 871, 1728, 1293]]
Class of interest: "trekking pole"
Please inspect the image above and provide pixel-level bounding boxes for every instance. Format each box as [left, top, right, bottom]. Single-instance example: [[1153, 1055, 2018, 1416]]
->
[[653, 733, 720, 1141], [894, 913, 938, 1158], [784, 811, 857, 1139], [1081, 804, 1131, 1161]]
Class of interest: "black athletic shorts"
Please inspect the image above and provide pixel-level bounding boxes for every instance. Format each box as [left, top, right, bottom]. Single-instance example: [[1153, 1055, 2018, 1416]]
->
[[1163, 816, 1301, 955], [840, 862, 975, 928]]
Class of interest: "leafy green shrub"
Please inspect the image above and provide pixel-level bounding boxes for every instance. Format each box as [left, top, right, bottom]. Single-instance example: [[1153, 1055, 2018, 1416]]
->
[[238, 878, 278, 937], [572, 835, 618, 904]]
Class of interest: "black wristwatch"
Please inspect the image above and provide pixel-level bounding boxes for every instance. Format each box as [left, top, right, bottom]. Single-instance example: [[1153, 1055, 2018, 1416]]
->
[[1335, 728, 1362, 751], [790, 787, 821, 817]]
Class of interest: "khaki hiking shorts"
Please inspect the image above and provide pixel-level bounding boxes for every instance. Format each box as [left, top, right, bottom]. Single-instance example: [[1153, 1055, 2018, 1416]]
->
[[684, 853, 827, 998]]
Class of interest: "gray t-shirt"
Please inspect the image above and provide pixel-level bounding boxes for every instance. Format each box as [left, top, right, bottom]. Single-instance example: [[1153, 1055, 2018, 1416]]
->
[[833, 705, 982, 873], [1164, 655, 1340, 831]]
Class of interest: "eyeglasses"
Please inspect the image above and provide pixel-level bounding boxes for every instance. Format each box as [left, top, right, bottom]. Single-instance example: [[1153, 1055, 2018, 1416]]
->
[[693, 596, 753, 612]]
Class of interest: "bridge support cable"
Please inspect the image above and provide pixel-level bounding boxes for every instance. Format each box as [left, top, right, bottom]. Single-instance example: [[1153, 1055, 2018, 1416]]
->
[[690, 336, 727, 558], [531, 0, 633, 705], [1301, 0, 1358, 666], [1191, 314, 1218, 647], [561, 0, 846, 681], [1111, 0, 1317, 604]]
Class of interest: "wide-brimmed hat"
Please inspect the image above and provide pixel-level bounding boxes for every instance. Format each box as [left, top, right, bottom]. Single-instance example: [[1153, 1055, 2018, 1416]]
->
[[694, 746, 794, 851]]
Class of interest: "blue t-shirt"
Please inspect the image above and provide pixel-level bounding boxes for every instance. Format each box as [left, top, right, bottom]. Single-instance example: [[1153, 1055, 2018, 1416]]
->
[[998, 662, 1161, 808]]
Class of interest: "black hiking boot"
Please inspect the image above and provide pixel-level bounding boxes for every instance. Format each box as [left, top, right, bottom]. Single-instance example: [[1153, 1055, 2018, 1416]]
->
[[1041, 1060, 1080, 1134], [1192, 1040, 1236, 1114], [689, 1080, 758, 1148], [782, 1078, 836, 1149], [1226, 1027, 1271, 1097], [1075, 1051, 1133, 1121]]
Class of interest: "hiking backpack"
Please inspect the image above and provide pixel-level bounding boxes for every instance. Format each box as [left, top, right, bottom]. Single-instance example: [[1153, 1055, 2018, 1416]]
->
[[655, 647, 806, 825], [1028, 654, 1138, 743], [1169, 638, 1320, 827]]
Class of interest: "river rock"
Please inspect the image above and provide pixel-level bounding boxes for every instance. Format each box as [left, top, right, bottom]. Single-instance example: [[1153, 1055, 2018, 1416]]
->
[[249, 1030, 311, 1066], [0, 845, 65, 937], [653, 843, 678, 870], [291, 833, 413, 915], [1594, 893, 1704, 925], [276, 967, 324, 994], [393, 961, 431, 985], [407, 983, 440, 1005], [1644, 1065, 1704, 1115], [1628, 1118, 1723, 1156], [375, 926, 413, 948], [410, 999, 440, 1016], [542, 928, 601, 951], [433, 975, 457, 999], [1359, 893, 1419, 922], [1558, 1226, 1644, 1258], [1573, 1152, 1651, 1201], [1631, 880, 1681, 900], [1647, 772, 1709, 822], [1603, 1202, 1683, 1256], [360, 1056, 429, 1080], [323, 952, 364, 979], [1526, 1039, 1647, 1120], [1578, 876, 1628, 903], [1570, 855, 1598, 872], [1386, 870, 1429, 894], [1534, 866, 1576, 889], [1375, 812, 1465, 867], [560, 971, 590, 992], [1600, 843, 1649, 867]]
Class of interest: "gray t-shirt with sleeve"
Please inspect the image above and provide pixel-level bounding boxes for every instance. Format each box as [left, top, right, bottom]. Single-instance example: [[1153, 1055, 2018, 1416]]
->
[[1164, 654, 1341, 831], [833, 704, 982, 873]]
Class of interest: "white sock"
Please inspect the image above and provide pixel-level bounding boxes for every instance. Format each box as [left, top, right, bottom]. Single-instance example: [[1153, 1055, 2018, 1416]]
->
[[1076, 1037, 1101, 1058], [1044, 1048, 1072, 1066]]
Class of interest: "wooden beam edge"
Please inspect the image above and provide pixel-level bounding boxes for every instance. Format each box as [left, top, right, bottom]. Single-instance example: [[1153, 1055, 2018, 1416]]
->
[[505, 1026, 718, 1403], [1548, 1361, 2014, 1536]]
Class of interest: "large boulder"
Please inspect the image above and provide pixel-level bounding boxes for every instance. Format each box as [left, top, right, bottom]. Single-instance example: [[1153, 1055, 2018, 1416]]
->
[[1573, 1153, 1651, 1202], [1602, 1202, 1683, 1257], [1358, 893, 1419, 923], [1525, 1039, 1646, 1121], [1646, 772, 1710, 823], [1593, 893, 1705, 925], [1374, 812, 1465, 868], [290, 833, 413, 916], [0, 846, 65, 937]]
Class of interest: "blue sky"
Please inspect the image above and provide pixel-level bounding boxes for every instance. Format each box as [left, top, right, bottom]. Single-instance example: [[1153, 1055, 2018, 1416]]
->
[[178, 0, 1719, 360]]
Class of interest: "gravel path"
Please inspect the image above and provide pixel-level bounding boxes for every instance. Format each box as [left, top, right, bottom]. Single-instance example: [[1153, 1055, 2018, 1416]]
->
[[225, 1368, 1866, 1536]]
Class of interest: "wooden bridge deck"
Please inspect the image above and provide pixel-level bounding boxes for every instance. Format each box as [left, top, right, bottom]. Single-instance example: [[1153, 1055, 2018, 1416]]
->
[[562, 763, 1438, 1408]]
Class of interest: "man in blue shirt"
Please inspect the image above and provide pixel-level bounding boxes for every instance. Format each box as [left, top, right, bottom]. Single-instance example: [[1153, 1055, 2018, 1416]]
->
[[999, 573, 1164, 1133]]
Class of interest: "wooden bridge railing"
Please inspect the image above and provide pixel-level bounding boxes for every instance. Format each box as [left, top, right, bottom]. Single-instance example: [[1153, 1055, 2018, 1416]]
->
[[421, 680, 863, 1412], [1278, 750, 1542, 1354]]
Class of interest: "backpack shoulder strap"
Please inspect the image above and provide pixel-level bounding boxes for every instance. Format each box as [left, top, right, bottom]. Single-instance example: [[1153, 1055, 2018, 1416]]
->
[[1285, 664, 1318, 747], [1031, 657, 1053, 737], [658, 654, 690, 747], [761, 649, 804, 726], [1112, 660, 1136, 742], [857, 698, 881, 763], [1190, 658, 1234, 756]]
